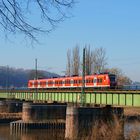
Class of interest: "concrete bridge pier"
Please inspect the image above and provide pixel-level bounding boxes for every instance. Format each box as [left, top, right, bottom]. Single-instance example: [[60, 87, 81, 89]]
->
[[10, 102, 66, 134], [22, 102, 66, 122], [65, 105, 124, 140], [22, 102, 32, 122], [0, 100, 22, 113], [65, 105, 78, 140]]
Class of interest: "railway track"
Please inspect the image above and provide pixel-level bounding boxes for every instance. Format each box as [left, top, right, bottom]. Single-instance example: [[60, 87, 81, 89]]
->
[[0, 88, 140, 93]]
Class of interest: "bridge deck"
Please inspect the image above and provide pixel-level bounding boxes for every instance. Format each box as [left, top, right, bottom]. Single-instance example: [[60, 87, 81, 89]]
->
[[0, 90, 140, 107]]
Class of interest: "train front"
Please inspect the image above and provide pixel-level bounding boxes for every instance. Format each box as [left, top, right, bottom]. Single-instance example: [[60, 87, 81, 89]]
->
[[108, 74, 117, 88]]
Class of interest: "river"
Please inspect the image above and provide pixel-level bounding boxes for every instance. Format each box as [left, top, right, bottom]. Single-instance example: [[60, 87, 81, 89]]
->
[[0, 122, 140, 140]]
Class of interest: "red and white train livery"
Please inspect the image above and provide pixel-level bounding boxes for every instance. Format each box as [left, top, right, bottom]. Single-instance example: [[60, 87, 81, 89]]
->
[[28, 74, 117, 89]]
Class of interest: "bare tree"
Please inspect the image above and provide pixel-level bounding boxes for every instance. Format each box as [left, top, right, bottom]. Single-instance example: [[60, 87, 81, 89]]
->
[[92, 47, 107, 73], [85, 45, 93, 75], [0, 0, 74, 42], [106, 68, 132, 85], [72, 45, 80, 76], [66, 48, 71, 76], [66, 46, 108, 76]]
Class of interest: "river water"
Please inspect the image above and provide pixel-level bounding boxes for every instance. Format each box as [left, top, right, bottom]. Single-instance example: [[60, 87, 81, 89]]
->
[[0, 124, 65, 140], [0, 122, 140, 140]]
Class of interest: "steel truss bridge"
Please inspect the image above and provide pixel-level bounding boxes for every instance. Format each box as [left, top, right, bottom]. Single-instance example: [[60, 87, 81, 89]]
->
[[0, 90, 140, 107], [0, 89, 140, 107]]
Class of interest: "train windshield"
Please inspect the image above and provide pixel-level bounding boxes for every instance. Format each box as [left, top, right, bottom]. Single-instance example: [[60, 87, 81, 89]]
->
[[109, 74, 116, 82]]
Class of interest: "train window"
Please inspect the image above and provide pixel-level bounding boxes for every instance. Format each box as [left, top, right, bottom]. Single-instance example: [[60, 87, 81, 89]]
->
[[29, 82, 33, 87], [97, 79, 101, 83], [109, 75, 116, 82], [40, 81, 46, 86], [100, 79, 102, 83], [48, 81, 53, 85], [74, 80, 78, 84], [34, 81, 38, 86], [43, 81, 45, 85], [86, 79, 89, 83], [65, 80, 70, 84], [79, 80, 82, 83], [97, 79, 102, 83], [71, 80, 74, 84]]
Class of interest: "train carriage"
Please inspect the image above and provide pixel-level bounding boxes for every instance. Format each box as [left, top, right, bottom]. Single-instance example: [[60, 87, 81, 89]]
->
[[28, 73, 117, 89]]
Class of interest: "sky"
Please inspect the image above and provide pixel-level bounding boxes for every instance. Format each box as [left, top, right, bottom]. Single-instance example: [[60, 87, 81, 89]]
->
[[0, 0, 140, 82]]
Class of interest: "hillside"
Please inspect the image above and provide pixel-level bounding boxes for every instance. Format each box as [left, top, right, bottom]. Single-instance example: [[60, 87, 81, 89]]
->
[[0, 66, 59, 88]]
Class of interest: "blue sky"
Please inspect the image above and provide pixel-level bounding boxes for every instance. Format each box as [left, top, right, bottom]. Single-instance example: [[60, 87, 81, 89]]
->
[[0, 0, 140, 82]]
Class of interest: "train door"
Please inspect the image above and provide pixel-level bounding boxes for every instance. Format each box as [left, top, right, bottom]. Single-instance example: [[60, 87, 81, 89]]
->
[[93, 76, 97, 87]]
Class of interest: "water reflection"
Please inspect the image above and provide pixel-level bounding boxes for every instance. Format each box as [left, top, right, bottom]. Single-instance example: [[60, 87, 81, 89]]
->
[[20, 130, 65, 140], [0, 124, 65, 140], [0, 122, 140, 140]]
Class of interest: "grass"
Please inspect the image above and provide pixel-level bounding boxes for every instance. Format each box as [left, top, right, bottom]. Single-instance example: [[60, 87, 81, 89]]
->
[[124, 107, 140, 116], [77, 115, 140, 140]]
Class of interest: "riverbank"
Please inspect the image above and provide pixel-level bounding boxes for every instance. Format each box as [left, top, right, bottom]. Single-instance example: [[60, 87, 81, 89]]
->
[[0, 113, 22, 123], [124, 107, 140, 116], [124, 107, 140, 121]]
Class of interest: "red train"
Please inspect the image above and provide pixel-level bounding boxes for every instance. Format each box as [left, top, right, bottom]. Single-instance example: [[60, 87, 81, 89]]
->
[[28, 73, 117, 89]]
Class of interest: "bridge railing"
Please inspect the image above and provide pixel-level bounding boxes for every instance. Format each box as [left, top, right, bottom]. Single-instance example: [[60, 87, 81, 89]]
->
[[0, 90, 140, 107]]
